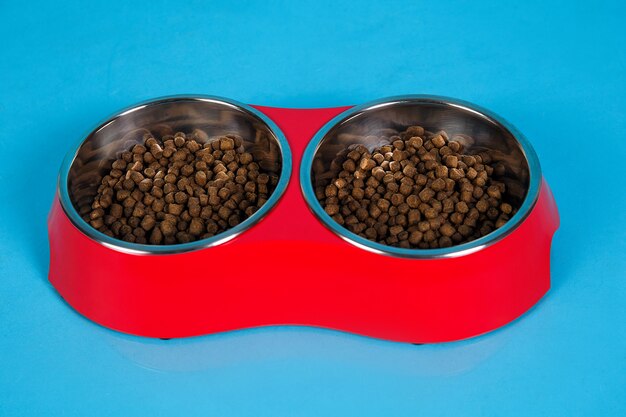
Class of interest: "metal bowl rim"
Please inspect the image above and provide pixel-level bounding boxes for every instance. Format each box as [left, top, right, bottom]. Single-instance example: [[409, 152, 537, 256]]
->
[[58, 94, 293, 255], [300, 94, 542, 259]]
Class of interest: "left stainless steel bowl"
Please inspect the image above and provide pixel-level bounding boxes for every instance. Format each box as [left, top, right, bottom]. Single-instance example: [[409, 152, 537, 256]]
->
[[59, 96, 292, 255]]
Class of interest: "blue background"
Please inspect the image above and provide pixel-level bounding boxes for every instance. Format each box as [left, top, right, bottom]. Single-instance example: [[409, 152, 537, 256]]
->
[[1, 1, 625, 415]]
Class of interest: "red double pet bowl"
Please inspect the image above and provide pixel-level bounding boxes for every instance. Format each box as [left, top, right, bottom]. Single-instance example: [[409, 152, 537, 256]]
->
[[48, 95, 559, 343]]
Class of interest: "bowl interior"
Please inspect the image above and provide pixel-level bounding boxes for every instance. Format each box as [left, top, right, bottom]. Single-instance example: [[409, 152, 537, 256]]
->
[[67, 98, 284, 219], [310, 100, 532, 209]]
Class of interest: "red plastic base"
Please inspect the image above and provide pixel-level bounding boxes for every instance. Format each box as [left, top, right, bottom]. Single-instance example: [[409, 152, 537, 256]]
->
[[48, 106, 559, 343]]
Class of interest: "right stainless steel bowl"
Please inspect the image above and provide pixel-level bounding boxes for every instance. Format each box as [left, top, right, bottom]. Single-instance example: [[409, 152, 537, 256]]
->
[[301, 95, 542, 258]]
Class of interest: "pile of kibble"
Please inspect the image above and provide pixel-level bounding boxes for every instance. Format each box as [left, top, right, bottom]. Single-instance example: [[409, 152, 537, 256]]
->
[[86, 131, 278, 245], [315, 125, 518, 249]]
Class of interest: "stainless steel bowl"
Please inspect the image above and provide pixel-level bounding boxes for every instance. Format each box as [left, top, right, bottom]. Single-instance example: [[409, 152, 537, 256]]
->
[[300, 95, 541, 258], [59, 95, 292, 254]]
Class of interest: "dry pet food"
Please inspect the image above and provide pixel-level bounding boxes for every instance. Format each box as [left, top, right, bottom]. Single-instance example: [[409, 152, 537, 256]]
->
[[316, 125, 519, 249], [86, 131, 279, 245]]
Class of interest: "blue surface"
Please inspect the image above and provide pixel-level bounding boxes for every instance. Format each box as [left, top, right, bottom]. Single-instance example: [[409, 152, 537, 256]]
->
[[1, 0, 624, 415]]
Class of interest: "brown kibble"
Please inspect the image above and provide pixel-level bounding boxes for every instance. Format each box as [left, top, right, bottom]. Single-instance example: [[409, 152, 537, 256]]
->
[[189, 218, 204, 236], [149, 227, 163, 244], [424, 207, 438, 219], [443, 155, 458, 168], [160, 221, 176, 237], [90, 208, 104, 220], [181, 164, 194, 177], [130, 160, 143, 172], [122, 233, 136, 243], [132, 204, 145, 218], [352, 188, 365, 200], [389, 225, 403, 236], [487, 185, 501, 199], [456, 201, 469, 214], [219, 137, 235, 151], [316, 125, 519, 249], [171, 149, 187, 162], [132, 144, 146, 154], [487, 207, 500, 220], [407, 209, 421, 225], [390, 193, 404, 206], [138, 178, 153, 192], [495, 216, 508, 228], [369, 205, 382, 219], [408, 136, 423, 149], [423, 230, 437, 243], [408, 230, 423, 245], [439, 236, 453, 247], [418, 188, 435, 202], [372, 167, 386, 181], [257, 173, 269, 184], [111, 159, 126, 170], [342, 159, 356, 172], [110, 204, 123, 218], [448, 141, 461, 152], [406, 126, 425, 137], [440, 223, 455, 237], [433, 165, 447, 179], [87, 129, 279, 244], [406, 195, 420, 208], [122, 196, 136, 208], [140, 215, 156, 231], [162, 147, 174, 158], [398, 181, 412, 196], [175, 232, 192, 243], [449, 168, 464, 180], [392, 149, 406, 162], [129, 170, 144, 184], [364, 227, 377, 239], [401, 163, 415, 177], [189, 204, 201, 218], [325, 184, 338, 198], [173, 191, 187, 204], [122, 178, 135, 190], [372, 153, 385, 164], [194, 170, 207, 186], [89, 218, 104, 229], [237, 152, 251, 164], [174, 135, 186, 147], [167, 203, 183, 215], [325, 204, 339, 216], [94, 124, 515, 249], [217, 206, 231, 220], [152, 198, 165, 213], [377, 198, 391, 212], [476, 199, 489, 213], [359, 157, 376, 171], [431, 178, 446, 191], [431, 135, 446, 148]]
